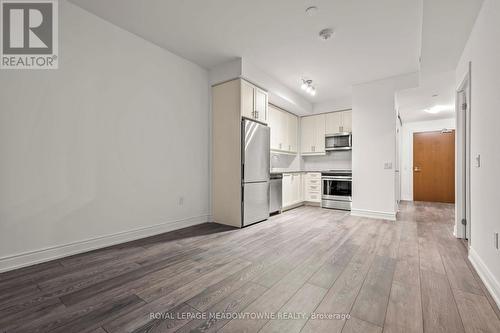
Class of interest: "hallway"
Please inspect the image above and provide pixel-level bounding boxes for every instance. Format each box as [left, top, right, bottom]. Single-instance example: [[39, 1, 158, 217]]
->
[[0, 202, 499, 332], [395, 201, 500, 332]]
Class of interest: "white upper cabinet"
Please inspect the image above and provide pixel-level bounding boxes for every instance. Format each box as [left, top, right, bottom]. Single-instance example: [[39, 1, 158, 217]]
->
[[287, 114, 298, 153], [254, 87, 268, 123], [325, 110, 352, 134], [268, 105, 298, 154], [278, 109, 288, 151], [240, 79, 268, 124], [342, 110, 352, 133], [301, 114, 325, 155], [268, 105, 282, 151], [325, 112, 342, 135], [240, 80, 255, 120], [300, 116, 314, 154]]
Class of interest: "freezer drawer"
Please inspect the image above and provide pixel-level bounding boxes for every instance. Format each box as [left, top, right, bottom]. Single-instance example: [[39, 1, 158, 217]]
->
[[243, 181, 270, 226]]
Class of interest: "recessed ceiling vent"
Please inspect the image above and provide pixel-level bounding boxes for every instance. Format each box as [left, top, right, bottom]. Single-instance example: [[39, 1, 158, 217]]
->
[[319, 28, 334, 41]]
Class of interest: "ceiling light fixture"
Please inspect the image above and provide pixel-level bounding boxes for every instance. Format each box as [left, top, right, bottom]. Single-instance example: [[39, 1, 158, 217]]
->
[[424, 104, 454, 114], [300, 79, 316, 96]]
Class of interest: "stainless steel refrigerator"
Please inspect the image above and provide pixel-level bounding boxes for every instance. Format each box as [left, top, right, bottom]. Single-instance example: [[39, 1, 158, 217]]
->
[[241, 118, 270, 227]]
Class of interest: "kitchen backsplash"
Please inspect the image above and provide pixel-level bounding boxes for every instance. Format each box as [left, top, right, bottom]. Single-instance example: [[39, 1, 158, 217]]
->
[[271, 150, 351, 172], [271, 153, 301, 171], [302, 150, 352, 171]]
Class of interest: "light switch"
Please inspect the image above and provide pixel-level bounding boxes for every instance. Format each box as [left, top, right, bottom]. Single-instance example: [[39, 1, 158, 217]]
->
[[384, 162, 393, 170], [475, 154, 481, 168]]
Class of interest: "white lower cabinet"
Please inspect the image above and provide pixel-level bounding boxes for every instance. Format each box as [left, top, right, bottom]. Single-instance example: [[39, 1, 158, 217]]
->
[[304, 172, 321, 203], [282, 173, 302, 208]]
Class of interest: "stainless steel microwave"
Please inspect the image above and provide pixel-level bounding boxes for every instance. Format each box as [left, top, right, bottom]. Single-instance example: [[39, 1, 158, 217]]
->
[[325, 133, 352, 151]]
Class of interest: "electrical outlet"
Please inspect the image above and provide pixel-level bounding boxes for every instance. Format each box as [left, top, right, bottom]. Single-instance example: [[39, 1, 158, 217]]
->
[[178, 197, 184, 206], [475, 154, 481, 168], [384, 162, 393, 170]]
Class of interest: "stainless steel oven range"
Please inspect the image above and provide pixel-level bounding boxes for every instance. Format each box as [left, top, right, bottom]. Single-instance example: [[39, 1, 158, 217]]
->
[[321, 170, 352, 211]]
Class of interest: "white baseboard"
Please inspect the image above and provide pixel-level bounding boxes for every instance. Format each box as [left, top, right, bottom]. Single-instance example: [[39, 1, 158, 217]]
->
[[350, 209, 396, 221], [0, 215, 209, 273], [282, 201, 305, 212], [468, 247, 500, 309]]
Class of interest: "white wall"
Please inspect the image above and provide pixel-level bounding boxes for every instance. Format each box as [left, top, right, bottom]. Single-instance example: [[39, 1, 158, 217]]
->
[[351, 73, 418, 220], [208, 58, 242, 85], [455, 0, 500, 307], [241, 59, 313, 116], [313, 96, 352, 114], [0, 1, 210, 271], [208, 58, 313, 116], [400, 118, 455, 201]]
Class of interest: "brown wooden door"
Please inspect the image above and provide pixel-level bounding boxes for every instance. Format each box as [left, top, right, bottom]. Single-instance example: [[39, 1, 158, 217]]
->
[[413, 130, 455, 203]]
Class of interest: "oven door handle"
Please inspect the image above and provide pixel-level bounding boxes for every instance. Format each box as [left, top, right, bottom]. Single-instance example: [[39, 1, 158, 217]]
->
[[322, 177, 352, 181]]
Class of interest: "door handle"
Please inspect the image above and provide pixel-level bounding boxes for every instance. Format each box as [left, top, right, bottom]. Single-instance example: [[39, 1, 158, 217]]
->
[[414, 166, 421, 172]]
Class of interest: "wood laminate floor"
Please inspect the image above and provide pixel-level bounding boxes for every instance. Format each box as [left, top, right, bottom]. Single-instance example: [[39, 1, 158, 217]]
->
[[1, 202, 499, 332]]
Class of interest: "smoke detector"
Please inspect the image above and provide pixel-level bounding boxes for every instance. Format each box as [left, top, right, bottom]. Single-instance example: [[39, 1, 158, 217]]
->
[[305, 6, 318, 16], [319, 28, 334, 41]]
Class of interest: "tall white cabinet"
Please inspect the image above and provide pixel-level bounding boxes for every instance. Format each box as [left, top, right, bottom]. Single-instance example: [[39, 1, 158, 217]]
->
[[300, 114, 326, 155], [268, 105, 298, 154], [212, 78, 269, 228]]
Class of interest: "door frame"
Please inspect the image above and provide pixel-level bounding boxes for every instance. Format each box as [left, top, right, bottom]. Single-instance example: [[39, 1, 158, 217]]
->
[[455, 62, 472, 241], [412, 130, 456, 203], [403, 120, 455, 201]]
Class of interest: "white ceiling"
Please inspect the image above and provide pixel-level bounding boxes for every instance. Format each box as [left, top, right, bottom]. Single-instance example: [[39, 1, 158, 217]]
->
[[68, 0, 421, 103], [396, 71, 456, 123], [396, 0, 483, 124], [420, 0, 483, 78]]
